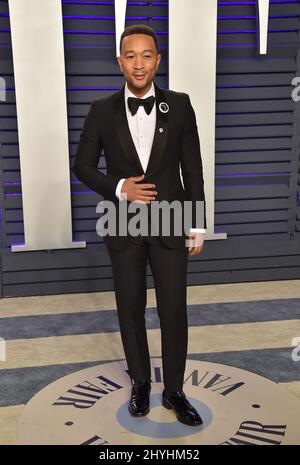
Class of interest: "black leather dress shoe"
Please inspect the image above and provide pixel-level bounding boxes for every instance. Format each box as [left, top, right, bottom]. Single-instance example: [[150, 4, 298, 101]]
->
[[128, 380, 151, 416], [162, 389, 203, 426]]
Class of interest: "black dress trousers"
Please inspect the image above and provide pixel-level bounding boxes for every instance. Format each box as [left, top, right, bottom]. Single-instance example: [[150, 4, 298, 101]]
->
[[107, 234, 189, 393]]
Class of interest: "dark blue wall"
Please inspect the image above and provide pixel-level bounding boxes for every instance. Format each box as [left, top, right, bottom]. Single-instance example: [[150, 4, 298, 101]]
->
[[0, 0, 300, 297]]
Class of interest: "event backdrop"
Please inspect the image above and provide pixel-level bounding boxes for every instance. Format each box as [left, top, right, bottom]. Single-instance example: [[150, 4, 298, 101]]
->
[[0, 0, 299, 297]]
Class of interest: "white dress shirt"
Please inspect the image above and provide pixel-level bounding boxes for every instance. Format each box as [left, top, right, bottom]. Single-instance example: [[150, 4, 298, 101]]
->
[[115, 81, 206, 235]]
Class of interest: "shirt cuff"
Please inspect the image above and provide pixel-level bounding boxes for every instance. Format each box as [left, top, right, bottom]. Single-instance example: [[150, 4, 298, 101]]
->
[[189, 228, 206, 233], [115, 178, 126, 201]]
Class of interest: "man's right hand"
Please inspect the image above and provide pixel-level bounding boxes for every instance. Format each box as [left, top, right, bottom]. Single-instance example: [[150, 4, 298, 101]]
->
[[120, 175, 157, 204]]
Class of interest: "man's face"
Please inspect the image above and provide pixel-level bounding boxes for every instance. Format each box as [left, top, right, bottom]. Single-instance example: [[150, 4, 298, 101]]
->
[[117, 34, 161, 94]]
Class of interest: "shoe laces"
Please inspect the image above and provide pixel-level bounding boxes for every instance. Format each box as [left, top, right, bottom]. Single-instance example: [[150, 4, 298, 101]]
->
[[132, 381, 150, 393], [168, 390, 193, 410]]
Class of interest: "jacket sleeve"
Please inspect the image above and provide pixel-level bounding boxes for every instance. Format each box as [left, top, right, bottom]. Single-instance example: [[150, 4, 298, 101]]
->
[[180, 94, 207, 230], [72, 100, 121, 202]]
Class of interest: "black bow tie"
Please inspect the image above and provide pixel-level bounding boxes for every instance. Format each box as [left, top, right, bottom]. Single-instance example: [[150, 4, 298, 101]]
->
[[127, 95, 155, 116]]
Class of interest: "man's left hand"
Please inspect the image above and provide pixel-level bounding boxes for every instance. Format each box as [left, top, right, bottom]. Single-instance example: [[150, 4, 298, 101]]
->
[[188, 232, 205, 256]]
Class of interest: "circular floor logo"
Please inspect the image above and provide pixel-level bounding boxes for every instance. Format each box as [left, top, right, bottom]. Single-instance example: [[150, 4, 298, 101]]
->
[[17, 360, 300, 445]]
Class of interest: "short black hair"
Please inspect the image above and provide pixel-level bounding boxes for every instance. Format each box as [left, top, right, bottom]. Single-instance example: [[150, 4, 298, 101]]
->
[[120, 24, 159, 55]]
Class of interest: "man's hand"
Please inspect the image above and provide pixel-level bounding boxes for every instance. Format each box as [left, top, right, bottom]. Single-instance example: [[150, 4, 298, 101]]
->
[[121, 174, 157, 204], [188, 232, 205, 256]]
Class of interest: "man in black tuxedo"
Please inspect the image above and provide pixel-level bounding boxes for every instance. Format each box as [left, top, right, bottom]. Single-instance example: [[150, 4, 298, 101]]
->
[[72, 24, 206, 427]]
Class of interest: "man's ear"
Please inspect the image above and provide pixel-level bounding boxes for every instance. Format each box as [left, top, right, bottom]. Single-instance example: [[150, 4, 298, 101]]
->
[[156, 54, 161, 70]]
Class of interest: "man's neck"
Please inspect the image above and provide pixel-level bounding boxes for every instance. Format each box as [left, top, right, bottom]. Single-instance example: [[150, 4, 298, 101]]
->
[[127, 81, 152, 98]]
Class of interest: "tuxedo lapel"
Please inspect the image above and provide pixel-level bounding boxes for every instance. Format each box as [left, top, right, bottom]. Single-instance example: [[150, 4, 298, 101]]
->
[[113, 81, 169, 178]]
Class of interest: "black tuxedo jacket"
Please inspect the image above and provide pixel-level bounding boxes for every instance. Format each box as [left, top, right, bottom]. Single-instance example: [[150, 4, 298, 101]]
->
[[72, 81, 206, 251]]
